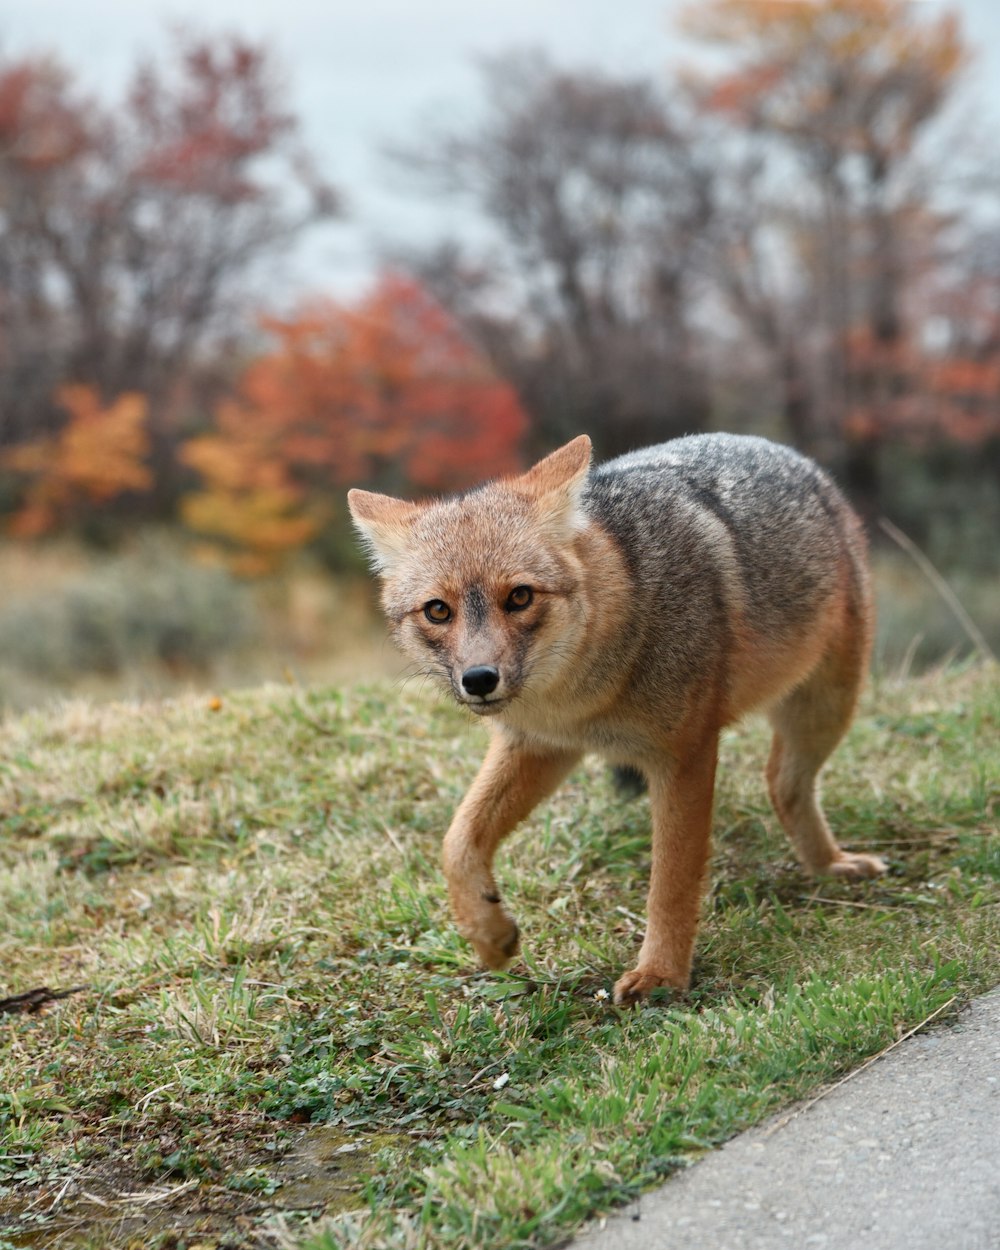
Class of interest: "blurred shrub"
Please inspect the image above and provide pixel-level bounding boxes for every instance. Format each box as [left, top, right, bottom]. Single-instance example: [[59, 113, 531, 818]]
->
[[879, 444, 1000, 577], [0, 536, 255, 692], [872, 553, 1000, 674]]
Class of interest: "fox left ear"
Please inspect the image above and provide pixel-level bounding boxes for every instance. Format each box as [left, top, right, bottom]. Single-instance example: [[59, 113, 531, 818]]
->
[[515, 435, 592, 538], [347, 489, 423, 573]]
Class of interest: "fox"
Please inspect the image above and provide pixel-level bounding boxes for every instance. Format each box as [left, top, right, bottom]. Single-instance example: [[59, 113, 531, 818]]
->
[[347, 433, 887, 1004]]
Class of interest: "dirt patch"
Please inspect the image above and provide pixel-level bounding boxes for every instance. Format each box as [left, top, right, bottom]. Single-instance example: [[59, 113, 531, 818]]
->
[[0, 1125, 385, 1249]]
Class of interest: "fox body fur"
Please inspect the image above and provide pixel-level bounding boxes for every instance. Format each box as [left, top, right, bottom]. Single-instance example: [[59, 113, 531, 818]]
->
[[348, 434, 886, 1004]]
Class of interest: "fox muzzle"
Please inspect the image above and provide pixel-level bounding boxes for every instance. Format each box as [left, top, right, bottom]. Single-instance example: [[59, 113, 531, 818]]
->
[[461, 665, 500, 697]]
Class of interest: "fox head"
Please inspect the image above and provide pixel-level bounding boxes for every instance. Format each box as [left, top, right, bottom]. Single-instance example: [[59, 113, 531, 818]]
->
[[348, 436, 593, 716]]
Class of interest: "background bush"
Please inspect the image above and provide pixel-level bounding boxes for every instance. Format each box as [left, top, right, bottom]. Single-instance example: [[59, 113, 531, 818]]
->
[[0, 536, 255, 708]]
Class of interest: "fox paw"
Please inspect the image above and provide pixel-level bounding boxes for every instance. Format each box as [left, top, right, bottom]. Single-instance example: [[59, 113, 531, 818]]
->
[[612, 967, 688, 1007], [824, 851, 887, 880], [459, 908, 520, 970], [471, 923, 520, 970]]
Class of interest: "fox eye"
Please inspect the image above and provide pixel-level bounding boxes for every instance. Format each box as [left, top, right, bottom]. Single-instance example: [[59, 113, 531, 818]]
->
[[506, 586, 533, 611], [423, 599, 452, 624]]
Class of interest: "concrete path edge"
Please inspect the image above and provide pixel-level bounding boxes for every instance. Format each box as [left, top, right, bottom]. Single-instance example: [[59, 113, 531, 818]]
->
[[572, 986, 1000, 1250]]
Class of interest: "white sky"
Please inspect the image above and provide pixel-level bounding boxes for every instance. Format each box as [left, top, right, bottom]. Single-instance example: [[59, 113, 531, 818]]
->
[[3, 0, 999, 299]]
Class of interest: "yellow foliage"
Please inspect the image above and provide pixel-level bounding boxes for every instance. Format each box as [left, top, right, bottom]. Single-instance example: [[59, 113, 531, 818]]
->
[[2, 385, 152, 536], [179, 401, 324, 573], [683, 0, 968, 153], [180, 489, 321, 551]]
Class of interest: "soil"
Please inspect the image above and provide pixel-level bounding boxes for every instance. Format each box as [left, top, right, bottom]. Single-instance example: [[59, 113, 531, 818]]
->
[[0, 1123, 384, 1249]]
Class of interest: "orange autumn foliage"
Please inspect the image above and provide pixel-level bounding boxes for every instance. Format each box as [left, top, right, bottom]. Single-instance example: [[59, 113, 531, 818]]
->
[[2, 386, 152, 537], [181, 273, 528, 572], [844, 326, 1000, 447], [684, 0, 966, 149]]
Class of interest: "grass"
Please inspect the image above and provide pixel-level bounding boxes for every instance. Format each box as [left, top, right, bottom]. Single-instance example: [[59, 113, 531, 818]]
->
[[0, 664, 997, 1249]]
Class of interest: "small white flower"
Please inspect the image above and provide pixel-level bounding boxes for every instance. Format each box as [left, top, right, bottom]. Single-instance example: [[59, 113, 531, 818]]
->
[[492, 1072, 510, 1090], [594, 988, 609, 1001]]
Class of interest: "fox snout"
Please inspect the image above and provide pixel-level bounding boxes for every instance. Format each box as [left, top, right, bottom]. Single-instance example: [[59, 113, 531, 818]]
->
[[461, 666, 500, 697], [456, 660, 510, 714]]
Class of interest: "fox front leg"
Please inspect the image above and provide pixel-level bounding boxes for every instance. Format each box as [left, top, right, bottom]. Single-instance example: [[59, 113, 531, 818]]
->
[[442, 736, 579, 970], [613, 733, 719, 1005]]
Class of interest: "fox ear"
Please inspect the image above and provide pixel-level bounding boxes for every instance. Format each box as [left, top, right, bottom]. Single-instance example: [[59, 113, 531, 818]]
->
[[347, 489, 422, 572], [515, 435, 592, 538]]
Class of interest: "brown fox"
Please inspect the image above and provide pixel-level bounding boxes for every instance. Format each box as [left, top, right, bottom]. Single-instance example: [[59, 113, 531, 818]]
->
[[348, 434, 886, 1004]]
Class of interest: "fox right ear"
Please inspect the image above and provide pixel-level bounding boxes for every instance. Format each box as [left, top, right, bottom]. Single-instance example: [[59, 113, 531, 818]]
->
[[515, 435, 592, 539], [347, 489, 422, 573]]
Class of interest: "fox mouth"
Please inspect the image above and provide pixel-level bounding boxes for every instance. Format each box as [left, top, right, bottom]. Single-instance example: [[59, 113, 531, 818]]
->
[[464, 695, 510, 716]]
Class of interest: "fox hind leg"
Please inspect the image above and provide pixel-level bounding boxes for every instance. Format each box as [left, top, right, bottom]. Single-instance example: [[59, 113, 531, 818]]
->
[[613, 730, 719, 1005], [766, 625, 886, 881]]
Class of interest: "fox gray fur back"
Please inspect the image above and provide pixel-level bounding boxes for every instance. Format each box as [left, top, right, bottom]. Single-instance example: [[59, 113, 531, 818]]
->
[[583, 434, 867, 726]]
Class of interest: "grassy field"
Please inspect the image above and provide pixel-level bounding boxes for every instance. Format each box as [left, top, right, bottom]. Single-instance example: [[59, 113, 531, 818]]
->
[[0, 664, 997, 1249]]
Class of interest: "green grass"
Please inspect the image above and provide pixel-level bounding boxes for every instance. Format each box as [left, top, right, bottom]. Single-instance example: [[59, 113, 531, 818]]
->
[[0, 665, 997, 1249]]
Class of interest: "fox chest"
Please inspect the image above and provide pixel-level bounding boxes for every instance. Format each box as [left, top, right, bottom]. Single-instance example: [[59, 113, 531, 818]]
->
[[499, 704, 656, 765]]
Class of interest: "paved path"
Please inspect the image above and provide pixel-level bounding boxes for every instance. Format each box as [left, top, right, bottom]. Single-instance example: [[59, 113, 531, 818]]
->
[[575, 987, 1000, 1250]]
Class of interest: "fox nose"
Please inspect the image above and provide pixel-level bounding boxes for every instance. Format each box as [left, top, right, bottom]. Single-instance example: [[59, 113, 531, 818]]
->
[[461, 665, 500, 697]]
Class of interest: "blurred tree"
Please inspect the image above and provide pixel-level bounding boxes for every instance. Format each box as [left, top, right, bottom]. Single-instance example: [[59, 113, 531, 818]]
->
[[2, 385, 151, 537], [0, 31, 338, 504], [180, 273, 528, 573], [390, 51, 715, 459], [683, 0, 969, 511]]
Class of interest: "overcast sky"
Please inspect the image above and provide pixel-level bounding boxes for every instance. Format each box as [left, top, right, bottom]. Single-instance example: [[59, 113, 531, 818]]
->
[[4, 0, 999, 299]]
